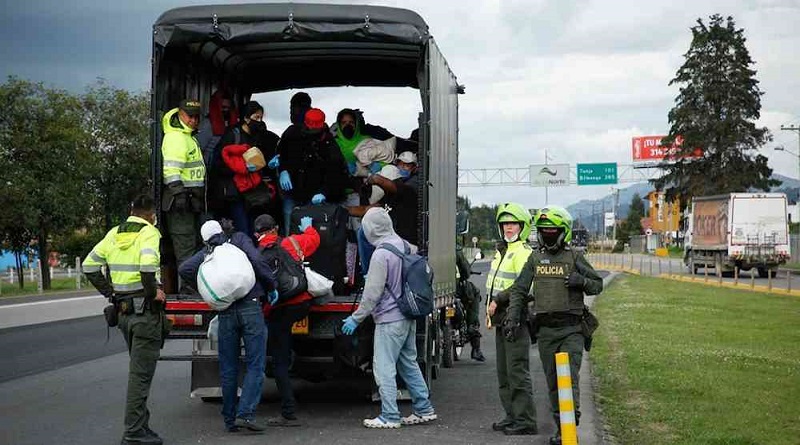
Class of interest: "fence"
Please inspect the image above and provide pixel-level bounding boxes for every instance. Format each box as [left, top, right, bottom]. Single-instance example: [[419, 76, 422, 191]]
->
[[1, 257, 83, 295]]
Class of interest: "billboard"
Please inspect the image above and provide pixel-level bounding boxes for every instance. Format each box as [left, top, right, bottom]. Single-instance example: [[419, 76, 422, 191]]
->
[[604, 212, 616, 228], [529, 164, 569, 187], [632, 135, 701, 162]]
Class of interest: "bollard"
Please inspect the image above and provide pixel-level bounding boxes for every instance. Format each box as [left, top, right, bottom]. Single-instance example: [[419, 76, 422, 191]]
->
[[555, 352, 578, 445], [704, 261, 708, 283], [768, 269, 772, 291], [67, 267, 72, 278], [788, 270, 792, 293], [50, 267, 54, 280], [29, 266, 34, 281], [8, 268, 13, 284], [658, 259, 662, 276], [75, 257, 82, 290], [750, 270, 755, 289], [718, 267, 723, 286], [639, 256, 643, 274], [649, 258, 653, 276], [734, 267, 739, 286], [36, 260, 43, 294], [630, 255, 634, 272]]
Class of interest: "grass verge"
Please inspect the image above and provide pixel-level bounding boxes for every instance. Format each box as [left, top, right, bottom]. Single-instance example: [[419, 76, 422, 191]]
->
[[592, 274, 800, 445], [0, 277, 84, 297]]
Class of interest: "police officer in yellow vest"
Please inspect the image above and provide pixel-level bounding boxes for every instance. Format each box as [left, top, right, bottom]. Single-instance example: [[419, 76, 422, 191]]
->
[[162, 99, 206, 268], [485, 202, 537, 435], [83, 195, 168, 445], [504, 205, 603, 445]]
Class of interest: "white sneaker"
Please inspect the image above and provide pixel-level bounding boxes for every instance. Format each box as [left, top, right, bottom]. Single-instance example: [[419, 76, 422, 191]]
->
[[401, 412, 438, 425], [363, 416, 401, 429]]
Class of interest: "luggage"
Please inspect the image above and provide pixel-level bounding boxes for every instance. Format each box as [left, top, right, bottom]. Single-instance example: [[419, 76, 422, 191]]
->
[[197, 242, 256, 311], [259, 239, 308, 302], [377, 242, 434, 320], [291, 203, 349, 294], [243, 146, 266, 170]]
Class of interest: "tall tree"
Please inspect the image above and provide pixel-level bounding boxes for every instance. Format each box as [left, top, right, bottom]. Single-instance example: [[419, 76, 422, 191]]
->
[[652, 14, 777, 205], [83, 79, 151, 230], [0, 77, 93, 290]]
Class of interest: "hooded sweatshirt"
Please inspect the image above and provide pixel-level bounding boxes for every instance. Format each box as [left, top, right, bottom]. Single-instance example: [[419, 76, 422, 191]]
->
[[350, 207, 415, 324]]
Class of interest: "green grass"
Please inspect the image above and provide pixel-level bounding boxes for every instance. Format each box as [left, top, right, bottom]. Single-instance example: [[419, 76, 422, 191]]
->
[[0, 276, 85, 297], [591, 274, 800, 445], [781, 262, 800, 271]]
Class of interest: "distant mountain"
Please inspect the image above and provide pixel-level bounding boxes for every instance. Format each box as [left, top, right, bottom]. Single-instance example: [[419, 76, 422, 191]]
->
[[567, 174, 800, 233]]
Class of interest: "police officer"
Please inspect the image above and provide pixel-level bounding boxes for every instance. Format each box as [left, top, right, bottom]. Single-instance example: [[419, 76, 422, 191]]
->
[[83, 195, 167, 445], [161, 99, 206, 269], [456, 246, 484, 361], [485, 203, 537, 435], [504, 205, 603, 445]]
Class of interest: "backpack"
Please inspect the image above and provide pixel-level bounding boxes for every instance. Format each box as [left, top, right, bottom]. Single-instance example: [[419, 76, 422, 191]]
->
[[260, 237, 308, 303], [197, 242, 256, 311], [378, 242, 435, 319]]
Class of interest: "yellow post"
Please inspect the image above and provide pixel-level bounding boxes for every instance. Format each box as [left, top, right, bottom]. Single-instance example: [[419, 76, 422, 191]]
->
[[555, 352, 578, 445]]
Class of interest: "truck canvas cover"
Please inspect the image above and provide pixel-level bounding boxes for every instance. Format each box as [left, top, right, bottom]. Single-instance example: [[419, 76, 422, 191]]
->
[[153, 3, 430, 92]]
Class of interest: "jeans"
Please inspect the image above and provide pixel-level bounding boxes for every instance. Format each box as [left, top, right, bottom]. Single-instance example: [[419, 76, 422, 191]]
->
[[356, 227, 376, 276], [267, 302, 311, 418], [373, 319, 434, 422], [229, 200, 251, 236], [217, 297, 267, 428]]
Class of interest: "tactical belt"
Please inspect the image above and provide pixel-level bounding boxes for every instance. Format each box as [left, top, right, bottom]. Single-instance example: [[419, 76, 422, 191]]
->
[[536, 313, 582, 328]]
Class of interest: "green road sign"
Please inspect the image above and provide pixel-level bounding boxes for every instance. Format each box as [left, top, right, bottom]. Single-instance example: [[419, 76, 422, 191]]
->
[[577, 163, 618, 185]]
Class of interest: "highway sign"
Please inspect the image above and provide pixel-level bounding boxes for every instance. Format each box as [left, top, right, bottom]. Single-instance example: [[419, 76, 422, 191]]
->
[[529, 164, 569, 187], [577, 163, 618, 185]]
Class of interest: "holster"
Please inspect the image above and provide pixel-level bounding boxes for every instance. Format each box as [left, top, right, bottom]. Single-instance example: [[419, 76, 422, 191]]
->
[[103, 304, 118, 327], [526, 302, 539, 344], [581, 307, 600, 351]]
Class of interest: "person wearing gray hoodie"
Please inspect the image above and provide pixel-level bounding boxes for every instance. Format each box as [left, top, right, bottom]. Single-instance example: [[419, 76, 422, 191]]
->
[[341, 207, 437, 429]]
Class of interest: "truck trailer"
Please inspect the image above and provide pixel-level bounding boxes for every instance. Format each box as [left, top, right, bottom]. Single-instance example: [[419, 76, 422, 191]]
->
[[684, 193, 790, 277], [150, 3, 461, 399]]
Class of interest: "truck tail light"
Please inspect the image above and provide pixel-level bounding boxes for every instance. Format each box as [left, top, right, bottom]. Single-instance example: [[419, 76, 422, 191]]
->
[[167, 314, 203, 327]]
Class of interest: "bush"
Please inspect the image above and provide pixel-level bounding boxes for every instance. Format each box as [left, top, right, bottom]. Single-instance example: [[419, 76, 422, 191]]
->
[[51, 229, 105, 267]]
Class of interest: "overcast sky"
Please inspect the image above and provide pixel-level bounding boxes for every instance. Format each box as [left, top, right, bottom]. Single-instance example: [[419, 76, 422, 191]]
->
[[3, 0, 799, 209]]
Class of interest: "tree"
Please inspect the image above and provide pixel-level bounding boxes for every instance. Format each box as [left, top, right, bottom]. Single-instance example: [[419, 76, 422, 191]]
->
[[652, 14, 778, 206], [83, 79, 151, 230], [616, 193, 644, 246], [0, 77, 93, 290]]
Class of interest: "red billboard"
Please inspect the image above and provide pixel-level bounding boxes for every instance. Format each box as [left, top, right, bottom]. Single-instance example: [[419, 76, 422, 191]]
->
[[632, 135, 700, 162]]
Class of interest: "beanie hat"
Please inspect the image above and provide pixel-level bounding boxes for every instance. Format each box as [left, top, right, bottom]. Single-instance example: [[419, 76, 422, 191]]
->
[[253, 214, 278, 233], [200, 220, 223, 242], [304, 108, 326, 130]]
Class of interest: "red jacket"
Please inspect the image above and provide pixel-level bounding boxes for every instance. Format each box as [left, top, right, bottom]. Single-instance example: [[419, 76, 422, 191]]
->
[[258, 226, 321, 318], [222, 143, 263, 193], [208, 89, 239, 135]]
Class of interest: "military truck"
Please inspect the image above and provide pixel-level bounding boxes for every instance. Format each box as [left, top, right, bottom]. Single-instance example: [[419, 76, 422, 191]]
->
[[151, 3, 461, 399]]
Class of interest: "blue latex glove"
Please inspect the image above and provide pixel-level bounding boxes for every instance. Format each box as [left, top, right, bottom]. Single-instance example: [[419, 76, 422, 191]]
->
[[246, 163, 257, 172], [347, 162, 357, 176], [298, 216, 313, 232], [279, 171, 293, 191], [267, 289, 279, 306], [368, 161, 383, 174], [341, 316, 359, 335], [268, 154, 280, 169], [311, 193, 326, 205]]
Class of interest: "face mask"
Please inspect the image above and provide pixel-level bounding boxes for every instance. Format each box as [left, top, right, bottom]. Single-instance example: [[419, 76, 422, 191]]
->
[[341, 125, 356, 139], [398, 168, 411, 179], [503, 234, 519, 243], [248, 120, 266, 134]]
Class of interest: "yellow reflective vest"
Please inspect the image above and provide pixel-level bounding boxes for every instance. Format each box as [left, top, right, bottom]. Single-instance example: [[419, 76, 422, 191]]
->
[[82, 216, 161, 293], [485, 240, 532, 299], [161, 108, 205, 189]]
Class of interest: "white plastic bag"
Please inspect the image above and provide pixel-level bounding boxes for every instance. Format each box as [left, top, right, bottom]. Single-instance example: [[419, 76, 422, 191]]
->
[[197, 242, 256, 311], [207, 315, 219, 341], [305, 267, 334, 297]]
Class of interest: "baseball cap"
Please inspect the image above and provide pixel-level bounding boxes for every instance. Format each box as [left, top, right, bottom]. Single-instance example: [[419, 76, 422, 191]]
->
[[180, 99, 202, 116], [200, 220, 223, 242], [253, 214, 278, 233], [304, 108, 326, 130], [396, 151, 417, 164]]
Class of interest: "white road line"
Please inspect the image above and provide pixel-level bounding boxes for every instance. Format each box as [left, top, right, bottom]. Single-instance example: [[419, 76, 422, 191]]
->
[[0, 295, 102, 309]]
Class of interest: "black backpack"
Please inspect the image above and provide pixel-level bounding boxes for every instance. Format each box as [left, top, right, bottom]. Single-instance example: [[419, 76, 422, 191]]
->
[[259, 238, 308, 302]]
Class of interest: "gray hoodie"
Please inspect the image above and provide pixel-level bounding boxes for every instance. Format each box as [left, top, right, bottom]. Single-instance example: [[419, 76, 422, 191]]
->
[[351, 207, 413, 324]]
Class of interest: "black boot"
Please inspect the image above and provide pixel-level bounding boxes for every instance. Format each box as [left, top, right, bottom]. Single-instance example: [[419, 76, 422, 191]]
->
[[469, 337, 486, 362], [550, 415, 562, 445], [121, 429, 163, 445]]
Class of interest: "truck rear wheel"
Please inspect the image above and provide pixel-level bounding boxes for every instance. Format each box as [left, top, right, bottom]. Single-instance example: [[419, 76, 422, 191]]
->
[[441, 322, 454, 368], [757, 267, 774, 278]]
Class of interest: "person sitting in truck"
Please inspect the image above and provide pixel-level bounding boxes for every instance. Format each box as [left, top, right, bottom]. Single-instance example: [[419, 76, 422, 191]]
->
[[332, 108, 394, 176], [209, 101, 280, 234], [178, 220, 278, 434], [276, 107, 350, 235], [253, 213, 320, 428]]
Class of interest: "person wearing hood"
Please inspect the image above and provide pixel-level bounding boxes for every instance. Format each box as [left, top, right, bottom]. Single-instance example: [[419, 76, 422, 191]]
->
[[197, 89, 239, 165], [276, 108, 349, 235], [333, 108, 394, 176], [340, 208, 437, 429], [484, 202, 538, 436], [253, 214, 320, 427], [209, 101, 280, 234], [161, 99, 206, 269], [82, 194, 167, 445], [178, 220, 278, 434]]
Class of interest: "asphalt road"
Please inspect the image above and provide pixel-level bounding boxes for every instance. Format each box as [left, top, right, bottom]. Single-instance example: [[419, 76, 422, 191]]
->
[[0, 262, 606, 445]]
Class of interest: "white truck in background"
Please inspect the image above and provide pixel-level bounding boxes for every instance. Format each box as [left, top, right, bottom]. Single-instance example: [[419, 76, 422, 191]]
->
[[684, 193, 790, 277]]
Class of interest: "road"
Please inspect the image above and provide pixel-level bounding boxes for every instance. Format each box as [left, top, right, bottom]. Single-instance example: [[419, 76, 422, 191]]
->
[[0, 262, 606, 445], [587, 252, 800, 292]]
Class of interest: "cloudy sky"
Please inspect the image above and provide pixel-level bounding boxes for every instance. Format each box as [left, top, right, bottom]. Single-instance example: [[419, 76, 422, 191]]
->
[[3, 0, 799, 209]]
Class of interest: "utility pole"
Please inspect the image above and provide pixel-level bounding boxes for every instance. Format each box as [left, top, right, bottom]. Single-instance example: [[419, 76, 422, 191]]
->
[[781, 124, 800, 180], [611, 187, 620, 241]]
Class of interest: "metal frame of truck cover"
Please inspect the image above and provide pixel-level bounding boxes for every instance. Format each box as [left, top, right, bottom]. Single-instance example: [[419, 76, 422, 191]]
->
[[151, 3, 459, 392]]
